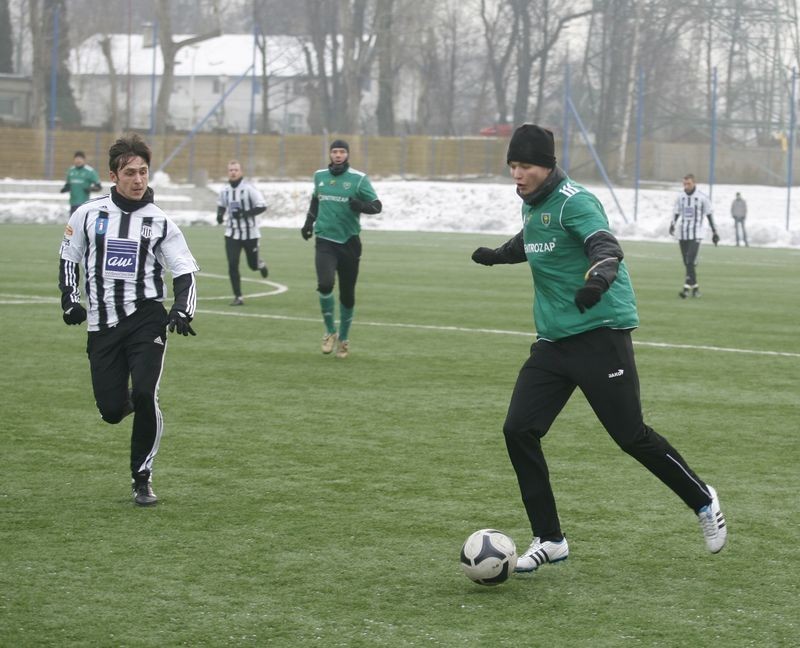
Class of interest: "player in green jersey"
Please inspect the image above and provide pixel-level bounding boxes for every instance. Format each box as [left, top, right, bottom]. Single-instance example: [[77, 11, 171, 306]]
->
[[301, 140, 382, 358], [471, 124, 727, 572], [60, 151, 101, 215]]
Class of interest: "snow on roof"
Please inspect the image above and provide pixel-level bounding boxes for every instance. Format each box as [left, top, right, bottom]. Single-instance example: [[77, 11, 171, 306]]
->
[[69, 33, 310, 78]]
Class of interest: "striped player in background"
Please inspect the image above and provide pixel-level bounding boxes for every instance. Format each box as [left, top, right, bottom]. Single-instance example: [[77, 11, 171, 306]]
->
[[216, 160, 268, 306], [58, 133, 199, 507], [669, 174, 719, 298]]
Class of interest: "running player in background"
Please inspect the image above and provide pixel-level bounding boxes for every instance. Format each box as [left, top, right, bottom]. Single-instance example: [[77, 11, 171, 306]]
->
[[216, 159, 268, 306], [471, 124, 727, 573], [669, 174, 719, 298], [60, 150, 101, 215], [301, 139, 382, 359], [58, 133, 199, 507]]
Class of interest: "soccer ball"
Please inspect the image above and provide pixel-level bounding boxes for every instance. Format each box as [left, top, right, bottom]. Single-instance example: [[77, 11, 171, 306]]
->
[[460, 529, 517, 585]]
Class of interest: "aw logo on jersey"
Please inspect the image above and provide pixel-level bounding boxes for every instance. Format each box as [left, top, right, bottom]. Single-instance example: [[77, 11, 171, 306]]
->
[[104, 238, 138, 280], [541, 212, 551, 227]]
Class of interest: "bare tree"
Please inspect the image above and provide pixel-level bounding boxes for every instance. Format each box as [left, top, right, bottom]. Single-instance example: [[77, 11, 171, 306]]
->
[[510, 0, 592, 126], [0, 0, 12, 73], [153, 0, 221, 135], [28, 0, 81, 128], [374, 0, 395, 135], [479, 0, 517, 126]]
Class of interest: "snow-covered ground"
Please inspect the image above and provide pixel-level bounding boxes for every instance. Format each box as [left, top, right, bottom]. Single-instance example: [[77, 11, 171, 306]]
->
[[2, 174, 799, 248]]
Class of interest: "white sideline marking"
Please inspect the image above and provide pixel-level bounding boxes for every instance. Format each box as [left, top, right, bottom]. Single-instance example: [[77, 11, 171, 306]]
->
[[195, 308, 800, 359], [194, 272, 288, 299]]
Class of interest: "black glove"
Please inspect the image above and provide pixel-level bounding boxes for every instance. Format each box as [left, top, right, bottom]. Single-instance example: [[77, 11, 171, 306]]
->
[[669, 222, 675, 236], [90, 182, 101, 192], [63, 304, 87, 325], [168, 308, 196, 336], [471, 247, 499, 266], [301, 215, 315, 240], [712, 232, 719, 246], [349, 197, 366, 212], [60, 183, 70, 194], [574, 276, 607, 313]]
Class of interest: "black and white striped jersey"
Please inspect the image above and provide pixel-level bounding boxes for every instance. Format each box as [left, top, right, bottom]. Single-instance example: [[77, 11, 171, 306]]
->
[[673, 189, 714, 240], [217, 179, 267, 240], [59, 194, 199, 331]]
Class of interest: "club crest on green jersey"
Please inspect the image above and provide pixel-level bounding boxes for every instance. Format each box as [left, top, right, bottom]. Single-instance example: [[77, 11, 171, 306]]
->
[[343, 182, 352, 190], [541, 213, 551, 226]]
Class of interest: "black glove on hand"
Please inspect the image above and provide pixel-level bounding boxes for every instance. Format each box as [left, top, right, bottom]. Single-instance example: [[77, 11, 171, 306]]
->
[[712, 232, 720, 246], [168, 308, 196, 336], [669, 222, 675, 236], [349, 197, 366, 212], [574, 276, 607, 313], [471, 247, 498, 266], [301, 215, 315, 240], [63, 304, 87, 325]]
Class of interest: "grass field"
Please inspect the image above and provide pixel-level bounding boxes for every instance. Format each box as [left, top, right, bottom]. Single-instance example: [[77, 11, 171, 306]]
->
[[1, 223, 799, 647]]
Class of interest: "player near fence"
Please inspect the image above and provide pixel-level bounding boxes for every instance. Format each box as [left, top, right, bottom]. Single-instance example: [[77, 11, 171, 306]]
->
[[216, 159, 269, 306], [471, 124, 727, 573], [300, 139, 382, 359], [731, 191, 749, 247], [669, 174, 719, 298], [58, 133, 199, 507], [60, 151, 101, 215]]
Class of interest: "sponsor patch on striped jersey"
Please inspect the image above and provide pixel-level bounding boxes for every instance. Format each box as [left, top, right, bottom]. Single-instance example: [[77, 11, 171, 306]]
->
[[104, 238, 138, 279]]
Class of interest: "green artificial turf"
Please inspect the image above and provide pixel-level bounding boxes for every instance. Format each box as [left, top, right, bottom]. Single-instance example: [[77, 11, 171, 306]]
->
[[1, 224, 798, 647]]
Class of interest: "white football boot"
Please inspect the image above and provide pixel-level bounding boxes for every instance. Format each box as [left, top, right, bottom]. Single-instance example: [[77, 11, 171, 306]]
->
[[335, 340, 349, 359], [515, 536, 569, 573], [321, 333, 338, 354], [697, 485, 727, 553]]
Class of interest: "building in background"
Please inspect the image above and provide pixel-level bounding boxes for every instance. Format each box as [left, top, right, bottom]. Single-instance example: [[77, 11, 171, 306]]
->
[[0, 74, 33, 124], [68, 33, 313, 134]]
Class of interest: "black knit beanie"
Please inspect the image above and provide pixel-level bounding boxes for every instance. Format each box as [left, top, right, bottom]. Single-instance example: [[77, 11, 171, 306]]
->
[[330, 139, 350, 152], [506, 124, 556, 168]]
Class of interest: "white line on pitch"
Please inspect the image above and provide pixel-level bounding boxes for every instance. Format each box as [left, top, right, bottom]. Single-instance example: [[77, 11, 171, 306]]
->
[[195, 309, 800, 359]]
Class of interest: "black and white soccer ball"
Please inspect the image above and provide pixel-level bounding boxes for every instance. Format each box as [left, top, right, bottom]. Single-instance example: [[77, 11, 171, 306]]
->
[[460, 528, 517, 585]]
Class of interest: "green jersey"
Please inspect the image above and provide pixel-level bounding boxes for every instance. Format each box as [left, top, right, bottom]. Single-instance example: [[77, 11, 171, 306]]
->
[[521, 175, 639, 341], [65, 164, 100, 206], [311, 165, 379, 243]]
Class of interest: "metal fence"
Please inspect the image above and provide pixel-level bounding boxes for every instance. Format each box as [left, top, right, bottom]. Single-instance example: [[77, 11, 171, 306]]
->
[[0, 126, 796, 187]]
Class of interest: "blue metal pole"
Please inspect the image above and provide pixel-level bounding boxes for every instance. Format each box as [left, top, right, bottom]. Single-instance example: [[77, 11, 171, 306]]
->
[[249, 28, 258, 134], [709, 67, 717, 201], [562, 63, 570, 172], [155, 65, 255, 175], [634, 66, 644, 223], [149, 21, 158, 136], [45, 5, 60, 179], [567, 96, 628, 223], [787, 67, 796, 231]]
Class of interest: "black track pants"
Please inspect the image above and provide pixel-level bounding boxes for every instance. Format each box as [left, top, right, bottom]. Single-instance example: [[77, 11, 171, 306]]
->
[[225, 236, 261, 298], [314, 236, 362, 308], [678, 239, 701, 286], [502, 327, 712, 539], [86, 300, 169, 480]]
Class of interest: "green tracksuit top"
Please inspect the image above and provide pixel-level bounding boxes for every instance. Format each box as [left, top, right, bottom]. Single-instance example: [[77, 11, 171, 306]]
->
[[65, 165, 100, 206], [312, 166, 379, 243], [522, 176, 639, 341]]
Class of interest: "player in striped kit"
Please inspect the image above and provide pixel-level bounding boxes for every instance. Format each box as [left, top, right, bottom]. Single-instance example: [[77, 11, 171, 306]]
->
[[58, 133, 199, 507], [669, 174, 719, 298], [216, 160, 268, 306]]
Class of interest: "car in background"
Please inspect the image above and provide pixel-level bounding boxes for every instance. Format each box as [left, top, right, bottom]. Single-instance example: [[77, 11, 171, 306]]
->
[[479, 124, 513, 137]]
